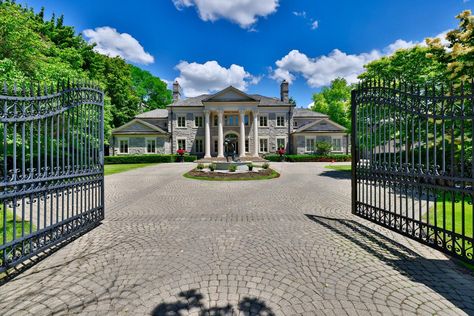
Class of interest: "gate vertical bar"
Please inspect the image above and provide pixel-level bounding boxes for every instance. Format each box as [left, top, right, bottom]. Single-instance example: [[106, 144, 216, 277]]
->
[[351, 88, 357, 214]]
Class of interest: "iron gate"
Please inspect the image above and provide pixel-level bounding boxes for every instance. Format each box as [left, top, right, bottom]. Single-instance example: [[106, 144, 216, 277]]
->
[[352, 80, 473, 264], [0, 81, 104, 273]]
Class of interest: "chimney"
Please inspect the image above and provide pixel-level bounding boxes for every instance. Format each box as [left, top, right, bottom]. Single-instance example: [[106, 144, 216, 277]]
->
[[173, 81, 181, 102], [280, 80, 289, 103]]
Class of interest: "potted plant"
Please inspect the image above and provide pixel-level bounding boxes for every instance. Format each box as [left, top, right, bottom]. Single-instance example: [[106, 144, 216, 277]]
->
[[177, 148, 186, 162], [262, 162, 270, 170], [209, 163, 216, 171], [197, 163, 204, 170], [247, 163, 254, 171], [277, 146, 286, 162], [228, 164, 237, 172]]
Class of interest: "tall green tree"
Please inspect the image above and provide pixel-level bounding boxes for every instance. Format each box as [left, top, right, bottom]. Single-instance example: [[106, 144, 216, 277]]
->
[[130, 65, 172, 111], [311, 78, 351, 129]]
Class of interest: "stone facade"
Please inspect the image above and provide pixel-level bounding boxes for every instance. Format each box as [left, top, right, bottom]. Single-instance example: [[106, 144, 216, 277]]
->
[[111, 83, 348, 157]]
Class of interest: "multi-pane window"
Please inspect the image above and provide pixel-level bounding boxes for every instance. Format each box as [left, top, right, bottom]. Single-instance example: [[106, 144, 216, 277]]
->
[[305, 138, 315, 152], [213, 115, 218, 126], [146, 139, 156, 153], [259, 115, 268, 127], [244, 115, 249, 126], [276, 115, 285, 127], [245, 139, 249, 153], [224, 115, 239, 126], [195, 139, 204, 153], [177, 116, 186, 128], [276, 137, 286, 150], [119, 140, 128, 154], [194, 116, 203, 127], [259, 138, 268, 153], [332, 138, 342, 152], [177, 139, 186, 150]]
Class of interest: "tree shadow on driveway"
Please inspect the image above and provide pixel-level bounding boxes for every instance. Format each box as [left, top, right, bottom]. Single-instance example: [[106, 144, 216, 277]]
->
[[305, 214, 474, 314], [318, 169, 351, 180], [151, 289, 275, 316]]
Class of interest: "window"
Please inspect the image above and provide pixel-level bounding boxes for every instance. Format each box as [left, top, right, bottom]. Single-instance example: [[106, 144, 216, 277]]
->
[[119, 139, 128, 154], [259, 138, 268, 153], [194, 116, 203, 127], [177, 139, 186, 151], [305, 137, 315, 152], [195, 139, 204, 153], [245, 139, 249, 153], [225, 115, 239, 126], [276, 115, 285, 127], [214, 140, 218, 153], [146, 139, 156, 153], [213, 115, 218, 126], [294, 121, 298, 127], [259, 115, 268, 127], [332, 138, 342, 152], [177, 116, 186, 128], [276, 137, 286, 150], [244, 115, 249, 126]]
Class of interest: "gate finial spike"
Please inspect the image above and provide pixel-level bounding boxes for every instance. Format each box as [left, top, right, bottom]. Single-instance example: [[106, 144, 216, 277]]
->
[[29, 82, 34, 97]]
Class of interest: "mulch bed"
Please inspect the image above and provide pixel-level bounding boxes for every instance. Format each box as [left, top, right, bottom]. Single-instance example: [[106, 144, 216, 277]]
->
[[186, 168, 278, 180]]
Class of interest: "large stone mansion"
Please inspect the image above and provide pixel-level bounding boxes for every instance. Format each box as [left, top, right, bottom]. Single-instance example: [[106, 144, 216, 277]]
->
[[111, 81, 348, 158]]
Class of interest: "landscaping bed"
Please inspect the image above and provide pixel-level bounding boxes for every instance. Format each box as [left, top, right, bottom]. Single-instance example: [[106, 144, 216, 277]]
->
[[184, 168, 280, 181], [105, 154, 197, 164], [264, 154, 351, 162]]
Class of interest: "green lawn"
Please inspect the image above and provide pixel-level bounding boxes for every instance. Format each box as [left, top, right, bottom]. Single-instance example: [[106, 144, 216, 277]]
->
[[325, 165, 351, 172], [104, 163, 159, 176], [428, 201, 473, 238], [0, 205, 33, 245]]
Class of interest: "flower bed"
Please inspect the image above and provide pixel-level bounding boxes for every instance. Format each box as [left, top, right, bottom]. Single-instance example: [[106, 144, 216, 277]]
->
[[264, 154, 351, 162], [184, 168, 280, 181], [104, 154, 197, 164]]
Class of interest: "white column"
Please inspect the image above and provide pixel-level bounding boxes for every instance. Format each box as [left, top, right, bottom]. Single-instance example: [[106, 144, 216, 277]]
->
[[253, 110, 259, 157], [217, 110, 224, 158], [204, 110, 211, 158], [239, 110, 246, 158]]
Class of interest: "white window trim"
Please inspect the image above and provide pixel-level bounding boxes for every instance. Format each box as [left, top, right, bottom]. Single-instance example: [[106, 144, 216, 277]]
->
[[119, 138, 129, 154], [177, 115, 187, 128], [276, 137, 287, 150], [146, 137, 157, 154], [259, 114, 269, 128], [331, 136, 343, 153], [194, 115, 203, 128], [259, 137, 269, 153], [305, 136, 316, 153], [177, 137, 187, 151], [276, 114, 286, 127], [194, 137, 204, 153]]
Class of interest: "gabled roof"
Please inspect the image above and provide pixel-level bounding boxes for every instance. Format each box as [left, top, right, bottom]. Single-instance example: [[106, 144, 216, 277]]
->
[[112, 118, 167, 135], [202, 86, 259, 102], [136, 108, 168, 119], [293, 108, 328, 118], [294, 117, 347, 133]]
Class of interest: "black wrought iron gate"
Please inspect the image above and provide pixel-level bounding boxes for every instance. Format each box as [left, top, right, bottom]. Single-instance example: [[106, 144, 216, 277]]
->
[[352, 80, 474, 264], [0, 82, 104, 273]]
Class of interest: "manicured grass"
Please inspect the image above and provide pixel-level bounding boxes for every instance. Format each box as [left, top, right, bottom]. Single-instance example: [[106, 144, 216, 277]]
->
[[104, 163, 159, 176], [0, 205, 33, 245], [428, 201, 473, 238], [325, 165, 351, 172], [184, 169, 280, 181]]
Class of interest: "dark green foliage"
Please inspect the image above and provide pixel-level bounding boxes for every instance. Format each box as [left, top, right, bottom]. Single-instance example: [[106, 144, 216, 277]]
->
[[264, 154, 351, 162], [311, 78, 351, 129], [104, 154, 197, 164], [0, 1, 172, 143], [315, 141, 332, 155], [228, 164, 237, 172], [262, 162, 270, 169]]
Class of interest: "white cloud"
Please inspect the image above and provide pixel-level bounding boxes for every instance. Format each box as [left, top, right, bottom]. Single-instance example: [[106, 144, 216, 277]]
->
[[175, 60, 258, 96], [83, 26, 154, 65], [271, 31, 451, 88], [172, 0, 279, 29], [311, 21, 319, 30], [293, 11, 306, 18]]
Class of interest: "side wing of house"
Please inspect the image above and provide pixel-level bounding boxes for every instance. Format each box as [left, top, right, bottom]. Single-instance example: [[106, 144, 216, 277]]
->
[[292, 118, 349, 155], [111, 119, 170, 155]]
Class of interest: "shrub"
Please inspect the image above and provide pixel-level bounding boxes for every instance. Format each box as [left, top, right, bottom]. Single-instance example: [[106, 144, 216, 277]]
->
[[197, 163, 204, 170], [209, 163, 216, 171], [228, 164, 237, 172], [104, 154, 197, 164], [315, 141, 332, 155], [247, 163, 254, 171], [264, 154, 351, 162], [262, 162, 270, 169]]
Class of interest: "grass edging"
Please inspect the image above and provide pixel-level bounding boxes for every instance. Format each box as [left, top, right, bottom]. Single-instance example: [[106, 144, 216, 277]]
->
[[104, 163, 159, 176], [183, 169, 280, 181]]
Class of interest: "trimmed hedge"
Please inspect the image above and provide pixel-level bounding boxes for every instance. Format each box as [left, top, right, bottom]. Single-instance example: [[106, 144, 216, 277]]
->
[[104, 154, 197, 164], [264, 154, 351, 162]]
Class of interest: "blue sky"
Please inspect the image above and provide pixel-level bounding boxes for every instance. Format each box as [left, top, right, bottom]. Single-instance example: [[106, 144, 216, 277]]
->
[[25, 0, 473, 107]]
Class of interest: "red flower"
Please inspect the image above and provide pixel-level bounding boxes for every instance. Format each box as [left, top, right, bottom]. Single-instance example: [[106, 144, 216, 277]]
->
[[277, 148, 286, 155], [177, 148, 186, 156]]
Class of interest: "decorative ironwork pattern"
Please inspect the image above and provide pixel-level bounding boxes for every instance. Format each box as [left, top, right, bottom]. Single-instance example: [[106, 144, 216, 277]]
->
[[0, 81, 104, 273], [352, 80, 474, 264]]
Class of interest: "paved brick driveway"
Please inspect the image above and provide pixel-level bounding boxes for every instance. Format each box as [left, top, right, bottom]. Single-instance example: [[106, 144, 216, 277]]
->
[[1, 163, 474, 315]]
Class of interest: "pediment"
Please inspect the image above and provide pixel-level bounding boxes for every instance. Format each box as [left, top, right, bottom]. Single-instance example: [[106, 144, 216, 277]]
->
[[112, 119, 166, 134], [203, 86, 258, 102]]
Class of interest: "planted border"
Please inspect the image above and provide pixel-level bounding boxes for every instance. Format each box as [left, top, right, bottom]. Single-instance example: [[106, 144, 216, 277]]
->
[[184, 168, 280, 181], [104, 154, 197, 164]]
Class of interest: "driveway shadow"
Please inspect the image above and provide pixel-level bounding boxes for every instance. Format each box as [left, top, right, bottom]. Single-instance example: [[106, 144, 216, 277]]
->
[[151, 289, 275, 316], [319, 169, 351, 180], [304, 214, 474, 314]]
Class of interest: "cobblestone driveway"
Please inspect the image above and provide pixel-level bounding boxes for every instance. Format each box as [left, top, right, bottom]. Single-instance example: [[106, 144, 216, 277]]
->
[[1, 163, 474, 315]]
